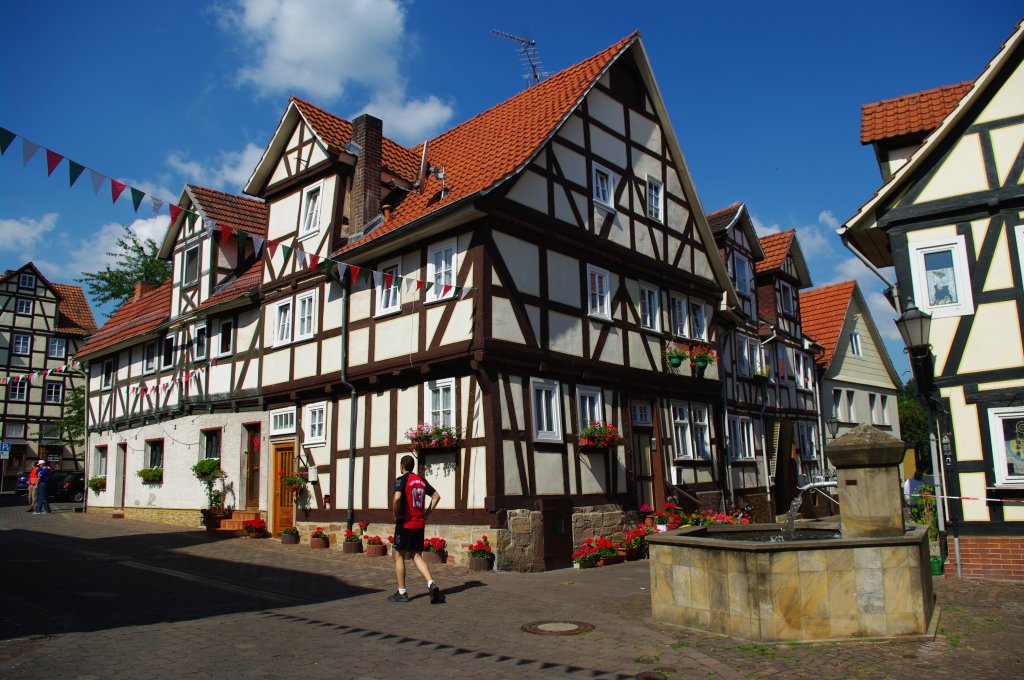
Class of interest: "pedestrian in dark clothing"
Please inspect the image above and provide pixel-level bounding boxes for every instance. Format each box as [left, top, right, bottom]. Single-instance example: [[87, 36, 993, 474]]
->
[[35, 461, 52, 514], [388, 455, 443, 603]]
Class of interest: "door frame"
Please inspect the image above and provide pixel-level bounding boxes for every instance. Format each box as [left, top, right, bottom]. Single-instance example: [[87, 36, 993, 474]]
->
[[271, 441, 296, 537], [243, 422, 262, 509]]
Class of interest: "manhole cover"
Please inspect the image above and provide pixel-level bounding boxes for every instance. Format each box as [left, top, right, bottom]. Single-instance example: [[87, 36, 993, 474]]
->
[[521, 621, 594, 636]]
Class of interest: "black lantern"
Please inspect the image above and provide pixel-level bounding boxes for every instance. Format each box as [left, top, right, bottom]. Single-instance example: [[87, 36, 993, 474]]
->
[[894, 300, 932, 357], [826, 416, 840, 440]]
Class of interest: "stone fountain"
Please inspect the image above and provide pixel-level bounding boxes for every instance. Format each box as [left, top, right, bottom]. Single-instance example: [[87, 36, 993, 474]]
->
[[647, 425, 935, 641]]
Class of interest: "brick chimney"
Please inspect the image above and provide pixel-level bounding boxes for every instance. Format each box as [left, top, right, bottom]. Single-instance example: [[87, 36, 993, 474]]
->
[[349, 114, 383, 237], [133, 281, 157, 301]]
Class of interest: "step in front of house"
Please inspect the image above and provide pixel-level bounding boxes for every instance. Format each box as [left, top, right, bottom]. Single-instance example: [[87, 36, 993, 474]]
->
[[206, 527, 244, 538], [233, 511, 261, 522], [219, 519, 246, 531]]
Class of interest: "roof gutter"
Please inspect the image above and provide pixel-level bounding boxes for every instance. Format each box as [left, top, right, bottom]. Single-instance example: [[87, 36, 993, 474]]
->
[[839, 230, 900, 311]]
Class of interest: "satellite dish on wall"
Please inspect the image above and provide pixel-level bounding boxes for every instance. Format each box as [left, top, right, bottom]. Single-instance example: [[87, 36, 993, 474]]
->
[[417, 142, 429, 189]]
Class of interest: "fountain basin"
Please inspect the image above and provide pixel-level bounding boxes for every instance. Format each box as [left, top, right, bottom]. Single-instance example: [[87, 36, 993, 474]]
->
[[647, 522, 934, 641]]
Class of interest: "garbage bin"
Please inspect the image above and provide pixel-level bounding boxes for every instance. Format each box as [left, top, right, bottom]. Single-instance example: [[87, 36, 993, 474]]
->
[[930, 556, 944, 575]]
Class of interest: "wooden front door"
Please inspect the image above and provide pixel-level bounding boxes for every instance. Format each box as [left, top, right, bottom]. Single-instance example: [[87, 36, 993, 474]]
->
[[244, 425, 261, 509], [273, 443, 296, 536], [631, 401, 664, 510]]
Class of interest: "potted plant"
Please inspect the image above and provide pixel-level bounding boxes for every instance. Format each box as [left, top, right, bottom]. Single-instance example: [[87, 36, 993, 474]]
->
[[192, 459, 227, 525], [572, 539, 599, 569], [281, 526, 299, 545], [686, 342, 717, 377], [578, 421, 620, 449], [750, 365, 771, 383], [405, 422, 460, 451], [243, 518, 268, 538], [87, 476, 106, 493], [363, 534, 388, 557], [309, 526, 329, 549], [467, 535, 494, 571], [279, 471, 308, 495], [137, 467, 163, 484], [663, 341, 688, 368], [620, 527, 650, 560], [342, 528, 363, 553], [639, 503, 655, 527], [594, 537, 622, 566], [422, 537, 447, 564]]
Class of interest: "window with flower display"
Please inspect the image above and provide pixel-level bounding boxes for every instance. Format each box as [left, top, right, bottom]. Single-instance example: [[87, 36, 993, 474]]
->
[[910, 235, 974, 318]]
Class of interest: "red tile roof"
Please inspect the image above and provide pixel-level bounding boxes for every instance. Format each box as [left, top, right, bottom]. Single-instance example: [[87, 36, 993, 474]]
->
[[799, 281, 857, 368], [198, 261, 261, 311], [75, 282, 171, 359], [291, 97, 421, 181], [707, 202, 743, 233], [860, 81, 973, 145], [52, 283, 97, 335], [188, 185, 268, 237], [755, 230, 794, 274], [339, 32, 638, 253]]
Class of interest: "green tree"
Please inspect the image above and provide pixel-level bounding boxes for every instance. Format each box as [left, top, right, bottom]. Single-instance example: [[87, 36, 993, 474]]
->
[[78, 225, 171, 307], [898, 380, 929, 464], [56, 382, 86, 463]]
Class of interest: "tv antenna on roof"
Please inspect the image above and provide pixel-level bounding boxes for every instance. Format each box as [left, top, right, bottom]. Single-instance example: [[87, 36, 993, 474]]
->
[[492, 29, 549, 87]]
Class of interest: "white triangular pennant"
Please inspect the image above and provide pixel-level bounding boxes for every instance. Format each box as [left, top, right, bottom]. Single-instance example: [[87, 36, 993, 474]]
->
[[204, 217, 216, 237], [151, 197, 165, 217], [89, 169, 105, 194], [21, 139, 40, 166]]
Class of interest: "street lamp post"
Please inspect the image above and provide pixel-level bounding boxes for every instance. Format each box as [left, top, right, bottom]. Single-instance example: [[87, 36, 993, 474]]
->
[[826, 416, 840, 440]]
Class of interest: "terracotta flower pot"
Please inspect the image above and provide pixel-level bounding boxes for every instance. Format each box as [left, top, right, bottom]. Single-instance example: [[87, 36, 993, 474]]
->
[[281, 534, 299, 545], [310, 537, 329, 549], [468, 555, 493, 572], [644, 517, 655, 527], [597, 555, 624, 567], [365, 544, 387, 557], [574, 560, 596, 569], [625, 547, 643, 561], [421, 550, 446, 564], [342, 541, 363, 554]]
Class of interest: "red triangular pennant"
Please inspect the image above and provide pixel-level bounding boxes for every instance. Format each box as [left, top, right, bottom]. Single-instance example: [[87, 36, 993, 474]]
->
[[349, 265, 362, 284], [169, 204, 183, 223], [220, 226, 233, 246], [110, 179, 127, 204], [308, 253, 320, 269], [45, 150, 63, 176], [383, 273, 394, 289], [415, 279, 425, 291]]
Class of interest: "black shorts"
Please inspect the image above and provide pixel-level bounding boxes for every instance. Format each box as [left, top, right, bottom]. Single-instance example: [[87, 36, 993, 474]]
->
[[393, 525, 424, 553]]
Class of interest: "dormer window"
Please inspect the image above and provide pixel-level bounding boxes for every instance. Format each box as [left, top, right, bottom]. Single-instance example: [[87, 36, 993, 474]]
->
[[183, 245, 200, 287], [19, 273, 35, 289], [592, 163, 614, 210], [299, 182, 323, 239], [779, 282, 795, 315], [733, 253, 751, 295]]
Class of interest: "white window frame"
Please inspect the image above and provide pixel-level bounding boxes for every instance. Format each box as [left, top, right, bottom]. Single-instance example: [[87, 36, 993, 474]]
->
[[530, 378, 563, 443], [5, 422, 26, 439], [425, 377, 455, 428], [48, 337, 66, 359], [880, 395, 890, 425], [797, 422, 818, 461], [691, 405, 710, 460], [832, 388, 844, 421], [182, 244, 200, 287], [688, 301, 708, 341], [776, 345, 790, 382], [193, 322, 208, 362], [646, 175, 663, 222], [160, 335, 175, 370], [639, 284, 660, 331], [304, 402, 326, 446], [202, 428, 222, 460], [592, 163, 614, 210], [671, 295, 688, 338], [8, 380, 27, 402], [794, 352, 813, 391], [295, 291, 317, 341], [376, 258, 402, 316], [142, 342, 157, 374], [101, 359, 114, 390], [587, 264, 611, 321], [299, 181, 323, 239], [19, 273, 35, 289], [849, 331, 863, 357], [779, 281, 795, 315], [426, 238, 456, 303], [12, 333, 31, 356], [671, 401, 693, 460], [728, 415, 755, 460], [869, 393, 878, 424], [217, 319, 234, 357], [270, 406, 297, 436], [909, 235, 974, 318], [733, 253, 751, 296], [96, 447, 108, 477], [631, 402, 653, 427], [146, 439, 164, 468], [846, 389, 857, 422], [989, 407, 1024, 486], [273, 299, 293, 346], [45, 381, 63, 404], [577, 385, 603, 428], [16, 298, 32, 315]]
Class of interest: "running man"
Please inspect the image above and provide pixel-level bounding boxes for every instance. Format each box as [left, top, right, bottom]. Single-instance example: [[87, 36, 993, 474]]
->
[[388, 455, 443, 604]]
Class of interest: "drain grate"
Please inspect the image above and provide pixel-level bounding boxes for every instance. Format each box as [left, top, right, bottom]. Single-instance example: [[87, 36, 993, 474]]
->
[[521, 621, 595, 636]]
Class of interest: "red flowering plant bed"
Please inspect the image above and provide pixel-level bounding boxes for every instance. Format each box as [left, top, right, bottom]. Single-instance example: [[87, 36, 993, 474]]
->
[[405, 422, 460, 451], [343, 529, 361, 542], [620, 526, 652, 559], [468, 535, 492, 558], [578, 421, 621, 449], [572, 539, 599, 568], [685, 342, 718, 367], [363, 534, 385, 545], [279, 470, 307, 494], [243, 518, 267, 537], [688, 509, 751, 526], [424, 537, 447, 554], [310, 526, 328, 539]]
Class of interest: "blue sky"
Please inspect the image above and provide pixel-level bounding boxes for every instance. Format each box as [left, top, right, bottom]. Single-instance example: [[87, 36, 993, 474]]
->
[[1, 1, 1020, 379]]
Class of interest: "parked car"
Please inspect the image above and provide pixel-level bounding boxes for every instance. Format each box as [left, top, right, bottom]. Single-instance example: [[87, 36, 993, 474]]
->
[[47, 471, 85, 503], [14, 473, 30, 494]]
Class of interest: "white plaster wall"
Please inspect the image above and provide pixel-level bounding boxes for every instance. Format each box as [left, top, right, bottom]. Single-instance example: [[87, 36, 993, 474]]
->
[[502, 441, 522, 495], [547, 251, 580, 307], [466, 446, 486, 508], [587, 89, 625, 134], [960, 300, 1023, 373], [959, 472, 991, 522], [975, 57, 1024, 125], [494, 232, 539, 297], [492, 297, 526, 344], [375, 313, 419, 360], [552, 143, 587, 187], [421, 451, 456, 508], [396, 385, 418, 445], [334, 456, 364, 509], [506, 169, 548, 214], [262, 348, 291, 385], [590, 127, 627, 172], [439, 299, 474, 345], [534, 450, 564, 494], [348, 327, 369, 366], [336, 395, 365, 450], [370, 391, 391, 448], [606, 212, 630, 248], [945, 386, 983, 462], [559, 114, 585, 148], [549, 311, 583, 357], [579, 450, 607, 494], [349, 285, 372, 322], [321, 336, 341, 374], [368, 454, 389, 508], [915, 134, 988, 204], [629, 110, 661, 153]]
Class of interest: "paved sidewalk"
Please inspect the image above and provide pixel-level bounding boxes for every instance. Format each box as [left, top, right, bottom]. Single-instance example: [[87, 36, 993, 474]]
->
[[1, 503, 1022, 679]]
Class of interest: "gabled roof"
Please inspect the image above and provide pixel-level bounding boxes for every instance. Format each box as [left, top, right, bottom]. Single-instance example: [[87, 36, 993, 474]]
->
[[841, 21, 1024, 267], [75, 282, 171, 359], [707, 202, 743, 233], [860, 82, 973, 145], [708, 201, 766, 261], [755, 230, 813, 287], [339, 32, 639, 253], [52, 283, 97, 335], [799, 281, 857, 367], [160, 185, 268, 260], [197, 260, 261, 312]]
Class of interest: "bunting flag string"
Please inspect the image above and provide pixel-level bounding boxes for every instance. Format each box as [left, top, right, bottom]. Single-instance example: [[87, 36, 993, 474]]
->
[[0, 125, 477, 298], [0, 360, 81, 386]]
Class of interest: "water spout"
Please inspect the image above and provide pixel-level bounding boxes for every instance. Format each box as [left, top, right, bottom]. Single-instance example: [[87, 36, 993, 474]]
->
[[781, 481, 839, 540]]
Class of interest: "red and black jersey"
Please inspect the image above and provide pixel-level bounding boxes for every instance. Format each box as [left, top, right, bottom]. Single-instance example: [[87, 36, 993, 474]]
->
[[394, 472, 436, 529]]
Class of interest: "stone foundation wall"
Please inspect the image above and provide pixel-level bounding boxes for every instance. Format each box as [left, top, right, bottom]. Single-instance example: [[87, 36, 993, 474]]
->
[[495, 509, 542, 572], [88, 505, 201, 527], [571, 504, 635, 549], [293, 521, 492, 567], [945, 535, 1024, 581]]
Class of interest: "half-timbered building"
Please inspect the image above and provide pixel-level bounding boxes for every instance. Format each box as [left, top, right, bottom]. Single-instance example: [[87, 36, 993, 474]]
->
[[77, 185, 268, 524], [1, 263, 95, 485], [841, 22, 1024, 580], [242, 33, 738, 569], [800, 281, 902, 444]]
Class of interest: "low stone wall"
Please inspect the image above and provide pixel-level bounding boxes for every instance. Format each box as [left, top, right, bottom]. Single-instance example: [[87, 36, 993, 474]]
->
[[571, 504, 636, 548], [88, 505, 201, 527], [293, 521, 492, 566]]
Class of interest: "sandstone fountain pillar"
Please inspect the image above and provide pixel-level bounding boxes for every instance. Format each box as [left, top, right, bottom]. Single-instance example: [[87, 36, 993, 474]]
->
[[825, 424, 906, 538]]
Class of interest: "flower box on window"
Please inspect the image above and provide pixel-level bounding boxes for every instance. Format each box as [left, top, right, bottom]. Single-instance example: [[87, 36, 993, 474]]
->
[[578, 421, 621, 450], [405, 423, 460, 451]]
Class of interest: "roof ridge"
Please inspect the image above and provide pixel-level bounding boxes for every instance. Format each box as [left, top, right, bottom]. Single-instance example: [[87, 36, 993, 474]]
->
[[707, 201, 744, 218], [188, 183, 266, 204], [861, 80, 974, 110]]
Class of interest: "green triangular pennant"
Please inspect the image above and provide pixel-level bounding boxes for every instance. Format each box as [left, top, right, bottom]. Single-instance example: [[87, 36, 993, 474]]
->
[[281, 245, 293, 263], [237, 230, 249, 248], [0, 127, 14, 156], [361, 268, 374, 286], [130, 188, 145, 212], [68, 160, 86, 187], [424, 281, 434, 294]]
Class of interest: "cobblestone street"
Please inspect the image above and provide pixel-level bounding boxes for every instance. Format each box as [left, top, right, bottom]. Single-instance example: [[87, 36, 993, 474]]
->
[[1, 498, 1021, 679]]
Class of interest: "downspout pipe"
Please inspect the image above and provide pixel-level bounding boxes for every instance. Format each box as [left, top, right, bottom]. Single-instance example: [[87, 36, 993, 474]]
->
[[759, 330, 776, 503], [720, 327, 735, 509], [839, 232, 899, 304], [339, 279, 358, 531]]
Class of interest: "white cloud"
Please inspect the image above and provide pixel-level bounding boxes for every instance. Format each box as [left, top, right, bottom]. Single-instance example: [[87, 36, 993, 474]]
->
[[219, 0, 454, 145], [166, 143, 265, 193], [0, 213, 59, 260], [35, 217, 170, 285], [750, 211, 838, 265], [830, 256, 902, 342]]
